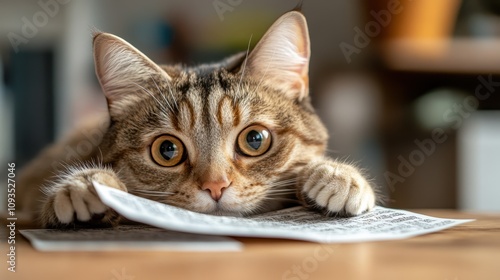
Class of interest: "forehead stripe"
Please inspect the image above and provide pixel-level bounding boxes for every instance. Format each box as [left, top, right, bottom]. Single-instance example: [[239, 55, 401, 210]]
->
[[216, 95, 241, 129], [170, 98, 196, 133]]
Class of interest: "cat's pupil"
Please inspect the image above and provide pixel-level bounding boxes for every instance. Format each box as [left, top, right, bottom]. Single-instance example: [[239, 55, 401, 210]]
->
[[246, 130, 262, 150], [160, 140, 178, 160]]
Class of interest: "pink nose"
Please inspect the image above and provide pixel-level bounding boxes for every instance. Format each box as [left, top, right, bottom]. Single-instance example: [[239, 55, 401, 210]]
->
[[201, 180, 230, 201]]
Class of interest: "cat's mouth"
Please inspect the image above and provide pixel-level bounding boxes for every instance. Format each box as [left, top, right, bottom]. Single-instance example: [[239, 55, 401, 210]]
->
[[194, 196, 254, 217], [200, 199, 247, 217]]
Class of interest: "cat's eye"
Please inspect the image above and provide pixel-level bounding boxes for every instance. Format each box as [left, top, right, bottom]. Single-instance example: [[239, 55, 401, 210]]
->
[[237, 125, 272, 157], [151, 135, 186, 167]]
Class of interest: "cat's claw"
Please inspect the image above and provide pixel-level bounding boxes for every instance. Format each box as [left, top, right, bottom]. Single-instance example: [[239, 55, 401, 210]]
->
[[299, 158, 376, 216], [41, 169, 126, 228]]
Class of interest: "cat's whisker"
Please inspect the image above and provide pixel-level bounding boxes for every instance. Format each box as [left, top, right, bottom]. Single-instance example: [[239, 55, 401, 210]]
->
[[135, 194, 171, 197], [265, 196, 296, 200], [135, 89, 168, 118], [158, 74, 179, 110], [268, 187, 296, 192], [131, 194, 172, 198], [96, 147, 105, 166], [271, 179, 297, 185], [131, 190, 175, 196], [266, 188, 296, 192], [261, 195, 298, 200], [133, 82, 170, 118], [270, 177, 297, 183], [237, 34, 253, 95], [261, 197, 299, 203], [324, 148, 341, 154], [265, 194, 296, 199], [274, 177, 298, 182], [268, 180, 298, 188], [149, 74, 177, 113], [114, 166, 125, 176], [132, 189, 175, 194], [159, 88, 175, 113], [268, 184, 294, 189], [140, 190, 174, 194], [245, 203, 267, 216], [252, 46, 279, 95], [266, 192, 296, 196]]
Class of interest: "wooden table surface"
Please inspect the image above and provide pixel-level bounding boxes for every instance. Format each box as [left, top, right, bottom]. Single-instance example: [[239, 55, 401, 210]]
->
[[2, 210, 500, 280]]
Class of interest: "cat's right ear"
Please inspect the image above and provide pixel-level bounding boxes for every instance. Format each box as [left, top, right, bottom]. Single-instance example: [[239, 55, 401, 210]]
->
[[93, 32, 171, 116]]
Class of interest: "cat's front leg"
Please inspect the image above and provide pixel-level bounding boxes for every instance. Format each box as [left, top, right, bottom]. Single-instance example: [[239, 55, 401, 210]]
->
[[297, 157, 376, 216], [40, 167, 127, 228]]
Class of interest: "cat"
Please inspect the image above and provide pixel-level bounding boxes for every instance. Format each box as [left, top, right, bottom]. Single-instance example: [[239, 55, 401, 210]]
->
[[17, 10, 377, 228]]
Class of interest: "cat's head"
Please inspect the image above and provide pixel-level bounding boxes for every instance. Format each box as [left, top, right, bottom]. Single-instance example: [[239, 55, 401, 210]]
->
[[94, 11, 328, 216]]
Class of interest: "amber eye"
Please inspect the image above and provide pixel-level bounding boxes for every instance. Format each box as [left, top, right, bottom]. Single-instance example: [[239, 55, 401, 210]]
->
[[237, 125, 272, 157], [151, 135, 186, 167]]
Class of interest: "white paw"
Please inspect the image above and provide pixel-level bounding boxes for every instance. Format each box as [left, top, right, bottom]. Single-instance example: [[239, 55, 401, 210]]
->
[[42, 169, 126, 227], [52, 179, 107, 223], [302, 160, 375, 216]]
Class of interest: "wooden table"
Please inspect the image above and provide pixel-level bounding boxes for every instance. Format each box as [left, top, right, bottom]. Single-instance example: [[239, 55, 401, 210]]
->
[[2, 210, 499, 280]]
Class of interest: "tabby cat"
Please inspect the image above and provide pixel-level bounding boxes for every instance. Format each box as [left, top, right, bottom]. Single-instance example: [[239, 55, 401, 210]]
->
[[18, 11, 376, 228]]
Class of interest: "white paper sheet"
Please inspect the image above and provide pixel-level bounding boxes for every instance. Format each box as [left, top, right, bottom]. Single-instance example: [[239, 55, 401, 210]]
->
[[20, 225, 242, 252], [94, 182, 474, 243]]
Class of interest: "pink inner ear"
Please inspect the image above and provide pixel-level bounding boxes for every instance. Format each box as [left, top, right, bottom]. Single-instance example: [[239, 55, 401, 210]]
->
[[92, 32, 171, 109], [245, 11, 311, 100], [294, 24, 310, 77]]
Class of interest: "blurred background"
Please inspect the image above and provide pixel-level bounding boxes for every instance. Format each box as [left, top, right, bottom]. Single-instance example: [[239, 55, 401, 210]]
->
[[1, 0, 499, 212]]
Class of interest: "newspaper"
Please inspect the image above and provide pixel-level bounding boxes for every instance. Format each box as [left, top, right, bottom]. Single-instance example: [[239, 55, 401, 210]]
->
[[93, 182, 474, 243], [20, 225, 242, 252]]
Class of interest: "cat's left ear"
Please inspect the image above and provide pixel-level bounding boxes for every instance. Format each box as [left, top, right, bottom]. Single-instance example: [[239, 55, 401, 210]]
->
[[93, 32, 171, 116], [244, 11, 310, 101]]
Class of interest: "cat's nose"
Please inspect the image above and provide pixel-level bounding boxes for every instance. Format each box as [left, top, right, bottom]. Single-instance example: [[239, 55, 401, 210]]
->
[[201, 180, 230, 201]]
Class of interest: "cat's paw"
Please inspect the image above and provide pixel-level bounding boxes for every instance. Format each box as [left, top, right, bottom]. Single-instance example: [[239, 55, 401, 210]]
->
[[298, 158, 375, 216], [40, 168, 127, 228]]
